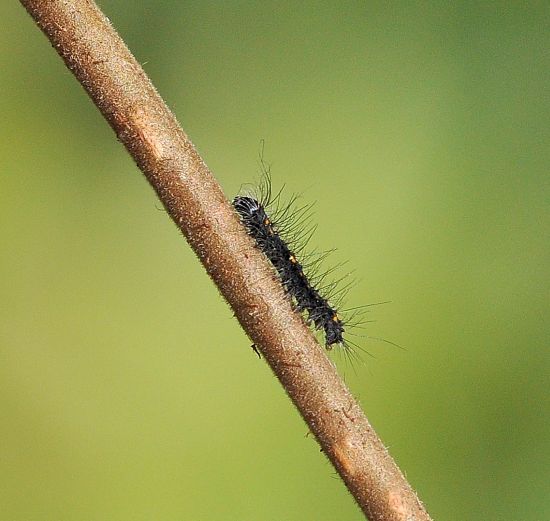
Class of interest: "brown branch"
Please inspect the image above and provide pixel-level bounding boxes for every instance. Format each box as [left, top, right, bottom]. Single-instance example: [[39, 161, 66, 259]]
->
[[19, 1, 433, 520]]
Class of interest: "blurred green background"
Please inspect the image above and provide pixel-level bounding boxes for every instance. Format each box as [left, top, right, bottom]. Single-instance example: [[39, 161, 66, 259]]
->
[[2, 2, 548, 520]]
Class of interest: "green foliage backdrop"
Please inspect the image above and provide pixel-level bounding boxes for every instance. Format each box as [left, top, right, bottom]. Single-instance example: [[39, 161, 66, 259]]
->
[[2, 2, 548, 520]]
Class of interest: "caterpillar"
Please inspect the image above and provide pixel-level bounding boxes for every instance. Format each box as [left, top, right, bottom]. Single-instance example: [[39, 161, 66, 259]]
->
[[233, 194, 345, 348], [232, 162, 370, 360]]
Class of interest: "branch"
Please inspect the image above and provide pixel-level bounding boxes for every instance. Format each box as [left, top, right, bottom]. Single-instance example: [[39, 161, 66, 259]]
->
[[19, 1, 433, 520]]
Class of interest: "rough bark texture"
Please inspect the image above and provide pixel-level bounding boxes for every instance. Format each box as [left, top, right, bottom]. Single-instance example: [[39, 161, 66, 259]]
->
[[19, 2, 433, 520]]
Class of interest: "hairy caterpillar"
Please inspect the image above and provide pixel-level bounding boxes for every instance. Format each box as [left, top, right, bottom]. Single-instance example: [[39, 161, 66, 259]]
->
[[233, 194, 346, 347], [232, 155, 379, 363]]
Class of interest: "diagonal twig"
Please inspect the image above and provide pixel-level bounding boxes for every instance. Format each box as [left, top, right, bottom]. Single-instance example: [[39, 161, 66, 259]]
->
[[19, 1, 433, 520]]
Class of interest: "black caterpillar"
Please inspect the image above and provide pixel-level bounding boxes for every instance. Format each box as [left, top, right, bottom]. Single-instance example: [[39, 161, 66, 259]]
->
[[230, 150, 383, 359], [233, 149, 401, 362], [233, 194, 346, 348]]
